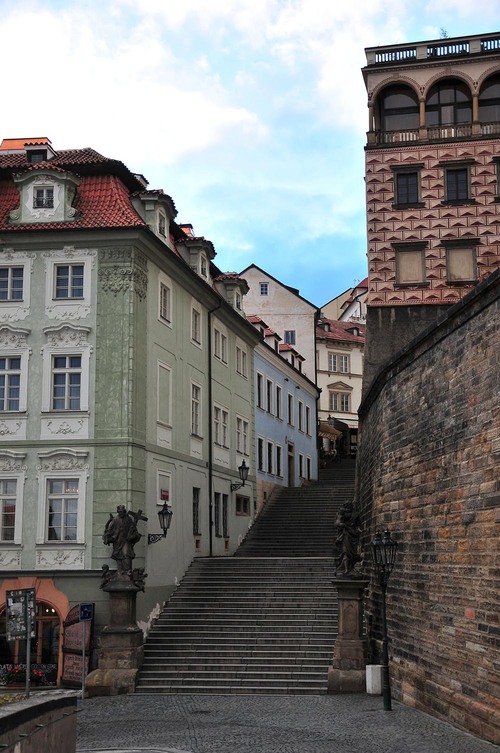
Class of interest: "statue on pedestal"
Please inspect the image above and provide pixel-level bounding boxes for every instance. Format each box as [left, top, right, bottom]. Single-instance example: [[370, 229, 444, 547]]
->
[[101, 505, 148, 590], [334, 501, 363, 575]]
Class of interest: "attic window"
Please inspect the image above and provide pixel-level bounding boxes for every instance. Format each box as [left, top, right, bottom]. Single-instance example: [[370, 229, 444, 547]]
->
[[34, 186, 54, 209], [28, 150, 47, 164], [158, 212, 166, 237]]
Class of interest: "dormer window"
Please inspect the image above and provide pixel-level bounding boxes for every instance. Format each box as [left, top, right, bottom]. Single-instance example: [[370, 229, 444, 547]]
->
[[200, 256, 207, 277], [235, 291, 242, 310], [158, 212, 166, 237], [28, 149, 48, 164], [34, 186, 54, 209]]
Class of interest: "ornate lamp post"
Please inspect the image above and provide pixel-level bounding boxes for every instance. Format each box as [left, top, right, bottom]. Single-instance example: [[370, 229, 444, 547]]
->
[[231, 460, 249, 492], [148, 502, 173, 545], [371, 528, 398, 711]]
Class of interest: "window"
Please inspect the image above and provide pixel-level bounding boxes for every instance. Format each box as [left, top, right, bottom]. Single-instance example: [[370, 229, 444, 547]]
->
[[391, 165, 423, 206], [192, 487, 201, 536], [0, 357, 21, 411], [257, 373, 264, 409], [46, 478, 79, 541], [298, 401, 304, 431], [260, 282, 269, 296], [426, 79, 472, 128], [305, 406, 311, 436], [236, 496, 250, 515], [236, 346, 247, 377], [214, 492, 221, 537], [276, 446, 282, 477], [236, 417, 249, 455], [276, 385, 282, 419], [222, 494, 228, 537], [34, 186, 54, 209], [444, 244, 477, 284], [235, 291, 242, 311], [328, 353, 349, 373], [214, 407, 229, 447], [158, 212, 166, 237], [0, 479, 16, 541], [267, 442, 273, 474], [378, 84, 419, 132], [214, 328, 228, 364], [51, 355, 81, 410], [329, 391, 351, 413], [258, 438, 264, 471], [284, 330, 296, 345], [191, 307, 201, 345], [191, 383, 201, 436], [200, 256, 207, 278], [0, 267, 23, 301], [306, 457, 311, 480], [157, 362, 171, 426], [394, 244, 427, 286], [299, 454, 304, 478], [287, 393, 294, 425], [54, 264, 84, 299], [159, 282, 171, 323], [266, 379, 273, 413], [445, 166, 470, 202]]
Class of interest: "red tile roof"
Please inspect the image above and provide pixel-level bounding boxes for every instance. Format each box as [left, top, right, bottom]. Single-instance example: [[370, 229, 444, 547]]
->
[[316, 319, 366, 344], [0, 174, 145, 232], [0, 137, 51, 150]]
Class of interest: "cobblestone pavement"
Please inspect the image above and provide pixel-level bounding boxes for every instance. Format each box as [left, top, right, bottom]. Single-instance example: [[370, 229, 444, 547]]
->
[[76, 694, 499, 753]]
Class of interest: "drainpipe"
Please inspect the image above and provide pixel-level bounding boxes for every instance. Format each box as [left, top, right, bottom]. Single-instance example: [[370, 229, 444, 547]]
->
[[207, 301, 222, 556]]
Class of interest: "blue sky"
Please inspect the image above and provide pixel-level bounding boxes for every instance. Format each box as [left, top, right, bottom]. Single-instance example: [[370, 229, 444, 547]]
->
[[1, 1, 500, 306]]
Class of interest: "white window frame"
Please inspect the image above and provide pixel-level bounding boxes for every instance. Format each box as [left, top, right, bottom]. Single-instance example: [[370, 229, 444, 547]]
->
[[266, 379, 273, 414], [53, 263, 84, 300], [157, 361, 172, 427], [259, 282, 269, 296], [36, 450, 89, 545], [236, 416, 249, 456], [157, 470, 171, 508], [158, 273, 172, 326], [298, 400, 304, 432], [276, 445, 283, 478], [257, 437, 264, 471], [236, 345, 247, 377], [256, 372, 264, 409], [0, 266, 24, 302], [44, 251, 92, 318], [0, 453, 26, 545], [214, 325, 228, 365], [287, 393, 294, 426], [42, 325, 91, 413], [329, 391, 351, 413], [276, 385, 282, 419], [34, 185, 54, 209], [267, 441, 273, 474], [191, 382, 202, 437], [50, 354, 82, 411], [284, 330, 296, 345], [158, 211, 167, 237], [305, 405, 311, 436], [191, 306, 202, 346], [0, 254, 33, 319]]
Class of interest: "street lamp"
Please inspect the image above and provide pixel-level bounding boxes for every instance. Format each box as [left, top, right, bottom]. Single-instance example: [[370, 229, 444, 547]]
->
[[231, 460, 249, 492], [371, 528, 398, 711], [148, 502, 173, 544]]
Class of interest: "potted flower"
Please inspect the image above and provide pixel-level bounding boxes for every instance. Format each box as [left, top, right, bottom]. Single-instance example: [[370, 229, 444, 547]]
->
[[4, 665, 45, 686]]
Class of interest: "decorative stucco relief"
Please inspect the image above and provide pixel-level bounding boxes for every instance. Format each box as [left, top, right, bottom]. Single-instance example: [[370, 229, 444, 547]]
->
[[42, 246, 97, 267], [0, 418, 25, 439], [0, 326, 30, 349], [36, 449, 89, 474], [0, 451, 27, 473], [98, 264, 148, 300], [46, 302, 91, 320], [0, 549, 22, 569], [43, 324, 91, 348], [36, 548, 85, 569]]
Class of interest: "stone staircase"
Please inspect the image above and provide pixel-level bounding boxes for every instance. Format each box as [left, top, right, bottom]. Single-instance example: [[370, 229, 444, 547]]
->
[[136, 458, 356, 694]]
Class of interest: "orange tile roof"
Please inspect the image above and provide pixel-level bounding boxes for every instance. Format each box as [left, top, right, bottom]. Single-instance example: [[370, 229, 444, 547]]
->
[[0, 137, 51, 150], [316, 319, 366, 344]]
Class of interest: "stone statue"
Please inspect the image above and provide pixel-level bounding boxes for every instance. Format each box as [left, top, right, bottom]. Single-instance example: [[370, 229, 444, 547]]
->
[[334, 501, 362, 575], [103, 505, 148, 576]]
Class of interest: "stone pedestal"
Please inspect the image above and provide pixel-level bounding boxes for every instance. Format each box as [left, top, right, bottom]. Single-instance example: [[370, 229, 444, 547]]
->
[[85, 576, 143, 697], [328, 576, 368, 693]]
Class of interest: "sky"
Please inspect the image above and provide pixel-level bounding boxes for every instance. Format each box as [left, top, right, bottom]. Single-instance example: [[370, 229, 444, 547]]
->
[[1, 1, 500, 307]]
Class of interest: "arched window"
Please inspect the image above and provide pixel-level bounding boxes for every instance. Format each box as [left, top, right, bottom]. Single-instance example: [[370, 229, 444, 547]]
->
[[426, 79, 472, 127], [478, 74, 500, 123], [377, 84, 419, 132]]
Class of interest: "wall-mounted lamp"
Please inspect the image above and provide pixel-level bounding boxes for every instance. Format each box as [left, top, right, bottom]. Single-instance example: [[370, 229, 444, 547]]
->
[[148, 502, 173, 544], [231, 460, 249, 492]]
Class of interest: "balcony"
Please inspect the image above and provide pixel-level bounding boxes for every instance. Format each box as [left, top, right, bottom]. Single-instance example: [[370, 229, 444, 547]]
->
[[370, 121, 500, 146], [365, 32, 500, 67]]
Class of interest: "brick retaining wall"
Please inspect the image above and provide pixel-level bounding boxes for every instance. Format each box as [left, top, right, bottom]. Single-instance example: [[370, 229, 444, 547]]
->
[[357, 269, 500, 744]]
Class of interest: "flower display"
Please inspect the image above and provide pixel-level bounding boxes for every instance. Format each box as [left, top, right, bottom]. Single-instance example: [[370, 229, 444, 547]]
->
[[3, 665, 45, 685]]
